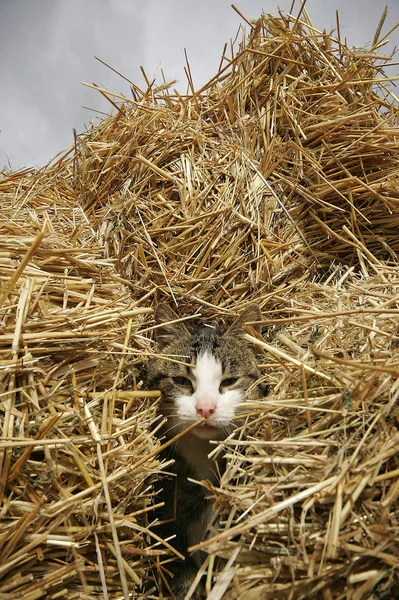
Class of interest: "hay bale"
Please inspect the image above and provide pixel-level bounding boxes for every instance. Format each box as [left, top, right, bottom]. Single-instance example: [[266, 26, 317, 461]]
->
[[0, 173, 160, 598], [1, 5, 399, 599]]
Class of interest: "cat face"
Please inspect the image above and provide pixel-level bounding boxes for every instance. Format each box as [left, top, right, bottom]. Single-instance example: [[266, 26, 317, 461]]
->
[[146, 304, 265, 440]]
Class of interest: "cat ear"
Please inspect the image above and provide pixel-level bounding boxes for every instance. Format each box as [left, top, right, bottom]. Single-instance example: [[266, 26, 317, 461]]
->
[[153, 303, 190, 347], [225, 303, 262, 337]]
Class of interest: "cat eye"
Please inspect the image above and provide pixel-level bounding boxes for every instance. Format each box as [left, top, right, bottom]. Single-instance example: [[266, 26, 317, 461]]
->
[[172, 376, 192, 388], [220, 377, 238, 388]]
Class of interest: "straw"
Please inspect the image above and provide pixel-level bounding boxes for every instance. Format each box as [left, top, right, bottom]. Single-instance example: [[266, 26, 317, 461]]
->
[[1, 2, 399, 598]]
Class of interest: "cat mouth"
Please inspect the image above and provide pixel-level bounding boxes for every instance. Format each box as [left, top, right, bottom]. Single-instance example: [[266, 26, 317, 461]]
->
[[192, 423, 218, 439], [194, 421, 221, 434], [190, 420, 226, 439]]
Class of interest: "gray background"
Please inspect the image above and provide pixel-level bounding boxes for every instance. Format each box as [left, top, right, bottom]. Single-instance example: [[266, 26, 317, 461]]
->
[[1, 0, 398, 169]]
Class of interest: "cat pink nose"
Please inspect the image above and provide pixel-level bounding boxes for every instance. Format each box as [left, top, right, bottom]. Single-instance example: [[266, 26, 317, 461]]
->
[[196, 398, 216, 420], [196, 406, 215, 419]]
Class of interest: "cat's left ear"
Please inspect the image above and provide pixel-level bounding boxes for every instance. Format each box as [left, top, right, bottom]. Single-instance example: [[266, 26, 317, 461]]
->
[[153, 303, 190, 348], [225, 303, 262, 337]]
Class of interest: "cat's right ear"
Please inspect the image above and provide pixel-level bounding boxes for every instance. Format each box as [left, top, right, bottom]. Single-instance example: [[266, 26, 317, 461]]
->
[[153, 303, 190, 347], [225, 303, 263, 337]]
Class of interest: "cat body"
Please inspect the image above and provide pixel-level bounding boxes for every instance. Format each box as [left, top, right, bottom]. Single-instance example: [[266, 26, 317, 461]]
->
[[146, 304, 265, 598]]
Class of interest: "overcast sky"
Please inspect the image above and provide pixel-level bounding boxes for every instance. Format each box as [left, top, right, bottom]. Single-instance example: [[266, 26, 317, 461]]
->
[[1, 0, 398, 170]]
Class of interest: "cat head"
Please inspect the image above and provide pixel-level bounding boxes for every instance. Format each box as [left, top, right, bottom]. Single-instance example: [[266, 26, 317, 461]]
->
[[146, 303, 266, 440]]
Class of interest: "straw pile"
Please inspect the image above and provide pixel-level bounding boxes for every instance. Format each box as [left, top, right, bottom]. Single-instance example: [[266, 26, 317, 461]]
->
[[1, 3, 399, 599]]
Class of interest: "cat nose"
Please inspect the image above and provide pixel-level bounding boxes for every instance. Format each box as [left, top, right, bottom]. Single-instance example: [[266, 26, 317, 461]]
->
[[196, 398, 216, 420], [196, 406, 215, 419]]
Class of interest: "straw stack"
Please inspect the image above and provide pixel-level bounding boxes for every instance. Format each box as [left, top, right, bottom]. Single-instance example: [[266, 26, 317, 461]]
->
[[0, 3, 398, 599]]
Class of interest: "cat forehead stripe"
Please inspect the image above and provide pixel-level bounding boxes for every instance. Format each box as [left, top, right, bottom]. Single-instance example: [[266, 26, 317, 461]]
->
[[192, 352, 222, 391]]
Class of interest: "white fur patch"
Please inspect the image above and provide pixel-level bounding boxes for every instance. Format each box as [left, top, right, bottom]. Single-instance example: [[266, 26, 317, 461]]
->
[[172, 351, 243, 439], [194, 352, 222, 398]]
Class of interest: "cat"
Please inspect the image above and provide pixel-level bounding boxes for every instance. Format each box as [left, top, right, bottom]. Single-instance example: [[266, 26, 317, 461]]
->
[[146, 303, 266, 599]]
